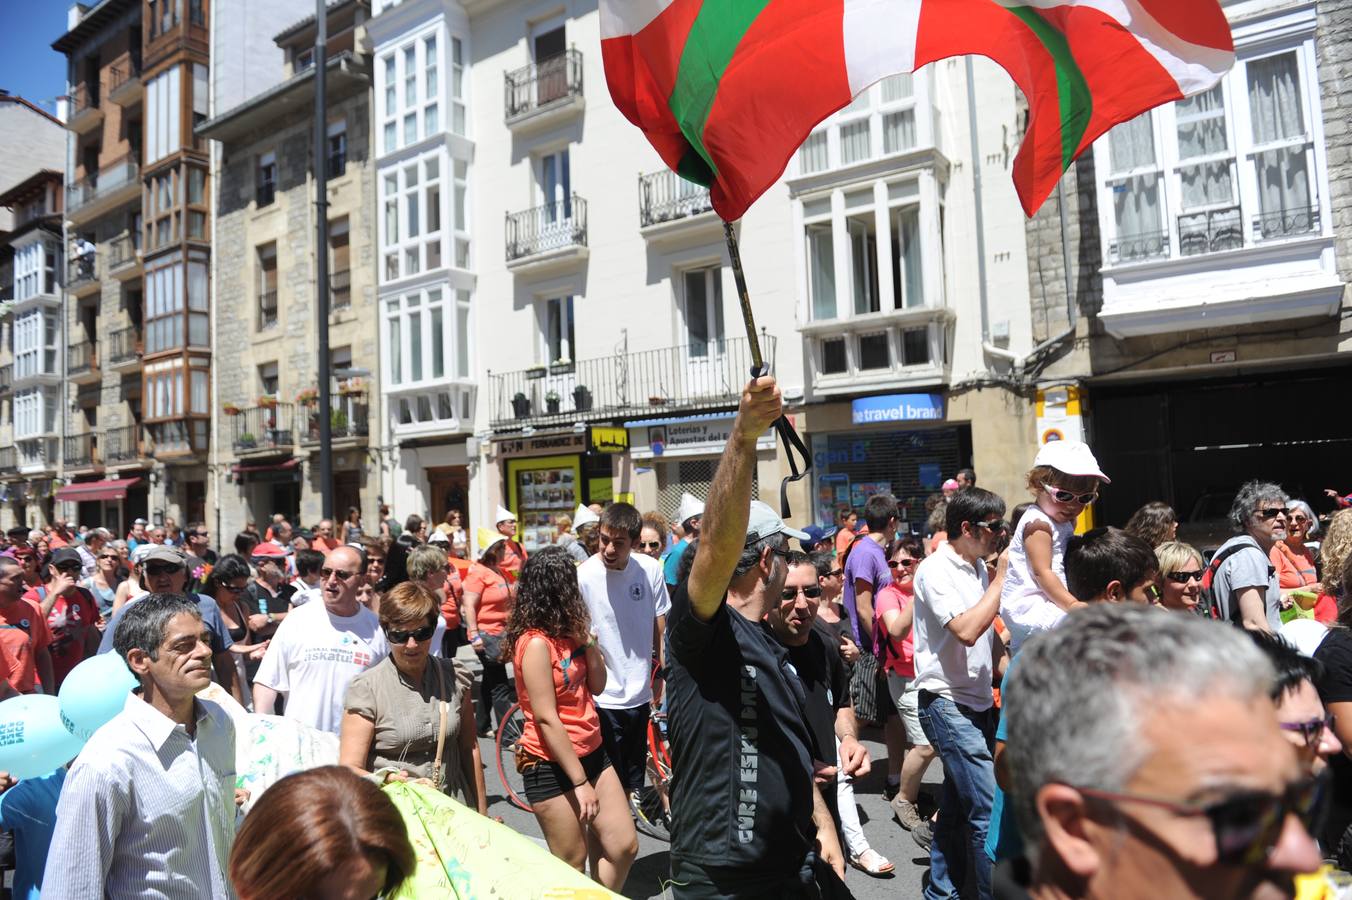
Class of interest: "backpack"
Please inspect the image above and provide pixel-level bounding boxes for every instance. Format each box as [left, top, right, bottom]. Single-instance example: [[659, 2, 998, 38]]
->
[[1199, 538, 1272, 624]]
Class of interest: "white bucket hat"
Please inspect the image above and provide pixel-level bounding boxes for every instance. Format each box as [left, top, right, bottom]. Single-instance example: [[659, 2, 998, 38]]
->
[[677, 492, 705, 526]]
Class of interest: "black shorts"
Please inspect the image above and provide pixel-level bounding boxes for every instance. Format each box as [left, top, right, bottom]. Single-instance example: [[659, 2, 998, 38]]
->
[[522, 746, 611, 804]]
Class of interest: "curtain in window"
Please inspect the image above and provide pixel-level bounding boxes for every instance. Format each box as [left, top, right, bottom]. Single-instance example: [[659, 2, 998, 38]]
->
[[1108, 113, 1155, 174], [883, 110, 916, 154], [1177, 85, 1233, 210], [1113, 175, 1162, 239], [1249, 53, 1311, 223], [840, 120, 870, 166], [807, 224, 836, 321], [848, 216, 879, 315], [799, 132, 828, 173]]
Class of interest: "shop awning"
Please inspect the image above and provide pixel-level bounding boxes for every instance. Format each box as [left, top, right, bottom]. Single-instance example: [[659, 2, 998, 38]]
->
[[231, 458, 301, 476], [55, 478, 141, 503], [623, 411, 736, 428]]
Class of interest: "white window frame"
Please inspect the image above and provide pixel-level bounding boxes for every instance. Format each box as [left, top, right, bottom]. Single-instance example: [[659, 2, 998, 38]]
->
[[13, 309, 57, 379], [537, 295, 575, 365], [13, 388, 57, 439], [382, 285, 469, 389], [378, 147, 448, 284], [376, 23, 442, 155], [14, 239, 57, 301], [796, 72, 929, 176]]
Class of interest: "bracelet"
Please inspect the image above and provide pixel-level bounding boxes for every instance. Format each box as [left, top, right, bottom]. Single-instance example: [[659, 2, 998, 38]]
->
[[571, 774, 589, 788]]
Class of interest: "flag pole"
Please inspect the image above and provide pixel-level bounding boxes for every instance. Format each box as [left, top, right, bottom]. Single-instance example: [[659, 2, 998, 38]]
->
[[722, 221, 811, 517]]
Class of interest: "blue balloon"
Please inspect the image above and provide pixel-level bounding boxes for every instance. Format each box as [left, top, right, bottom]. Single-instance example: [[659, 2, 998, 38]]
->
[[58, 652, 138, 741], [0, 695, 86, 780]]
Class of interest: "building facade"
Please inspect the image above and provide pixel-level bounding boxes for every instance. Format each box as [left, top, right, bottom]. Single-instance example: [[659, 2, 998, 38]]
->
[[200, 0, 378, 540]]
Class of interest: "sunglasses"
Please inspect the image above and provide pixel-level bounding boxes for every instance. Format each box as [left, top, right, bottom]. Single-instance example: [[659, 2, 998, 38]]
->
[[974, 519, 1010, 534], [639, 541, 662, 551], [320, 567, 356, 581], [1075, 774, 1328, 866], [144, 563, 182, 577], [386, 623, 437, 643], [1255, 508, 1289, 521], [1165, 570, 1204, 585], [889, 558, 917, 569], [1279, 715, 1335, 746], [98, 554, 120, 561], [1041, 483, 1099, 505], [54, 564, 83, 575], [828, 568, 843, 578], [221, 583, 249, 593], [780, 585, 823, 601]]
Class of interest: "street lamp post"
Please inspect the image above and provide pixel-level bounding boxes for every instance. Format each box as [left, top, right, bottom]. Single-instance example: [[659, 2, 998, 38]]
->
[[314, 0, 332, 520]]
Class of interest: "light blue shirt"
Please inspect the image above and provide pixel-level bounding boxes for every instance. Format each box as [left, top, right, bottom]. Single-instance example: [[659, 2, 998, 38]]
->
[[0, 769, 66, 899]]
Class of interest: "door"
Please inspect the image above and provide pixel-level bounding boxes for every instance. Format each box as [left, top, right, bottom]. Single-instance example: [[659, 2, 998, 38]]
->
[[333, 471, 361, 523], [537, 149, 572, 229], [680, 267, 726, 400], [533, 25, 567, 104], [427, 465, 470, 537]]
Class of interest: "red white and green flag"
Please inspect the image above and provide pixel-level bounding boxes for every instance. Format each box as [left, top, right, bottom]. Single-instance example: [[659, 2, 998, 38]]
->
[[600, 0, 1234, 220]]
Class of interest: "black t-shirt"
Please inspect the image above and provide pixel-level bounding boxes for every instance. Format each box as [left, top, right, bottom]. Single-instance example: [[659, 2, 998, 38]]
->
[[1314, 627, 1352, 844], [243, 582, 295, 619], [666, 581, 816, 873], [786, 622, 849, 768]]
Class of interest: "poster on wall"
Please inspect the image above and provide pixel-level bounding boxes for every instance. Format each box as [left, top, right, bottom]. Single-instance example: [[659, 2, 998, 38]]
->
[[850, 481, 892, 512], [816, 474, 850, 526], [515, 467, 577, 552]]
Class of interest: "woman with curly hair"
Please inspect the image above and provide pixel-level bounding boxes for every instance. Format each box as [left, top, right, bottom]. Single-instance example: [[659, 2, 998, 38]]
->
[[1124, 501, 1177, 548], [503, 546, 637, 888], [1317, 509, 1352, 624]]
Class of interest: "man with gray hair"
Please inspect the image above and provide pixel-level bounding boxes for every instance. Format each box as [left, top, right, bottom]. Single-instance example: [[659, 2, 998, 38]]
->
[[44, 593, 237, 899], [998, 604, 1323, 899], [75, 527, 110, 578], [1208, 480, 1291, 632]]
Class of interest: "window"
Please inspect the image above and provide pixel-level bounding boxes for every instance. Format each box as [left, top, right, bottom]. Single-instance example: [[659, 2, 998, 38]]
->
[[381, 150, 447, 282], [537, 148, 571, 219], [806, 218, 836, 321], [327, 120, 347, 178], [858, 333, 889, 370], [145, 257, 185, 353], [14, 240, 57, 301], [541, 296, 575, 364], [404, 45, 417, 107], [821, 338, 847, 375], [901, 328, 930, 366], [145, 359, 185, 419], [451, 37, 466, 135], [1106, 111, 1163, 246], [147, 168, 179, 250], [799, 72, 922, 174], [144, 67, 181, 164], [891, 206, 922, 308], [424, 158, 443, 270], [14, 310, 57, 378], [682, 267, 724, 358], [424, 34, 440, 136], [257, 152, 277, 207], [453, 158, 470, 267], [258, 362, 279, 396], [847, 212, 880, 314], [840, 120, 871, 166], [382, 54, 397, 151], [13, 389, 57, 439], [1248, 51, 1314, 236], [329, 217, 351, 310], [257, 243, 278, 329], [192, 63, 208, 133], [296, 48, 314, 71], [384, 286, 471, 387]]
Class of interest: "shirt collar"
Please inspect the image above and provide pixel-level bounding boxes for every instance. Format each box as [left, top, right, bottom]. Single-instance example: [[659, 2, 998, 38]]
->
[[937, 542, 983, 577], [123, 692, 212, 751]]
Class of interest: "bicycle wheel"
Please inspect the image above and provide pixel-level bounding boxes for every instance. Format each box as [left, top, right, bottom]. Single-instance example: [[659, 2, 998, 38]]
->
[[633, 716, 673, 842], [494, 703, 533, 812]]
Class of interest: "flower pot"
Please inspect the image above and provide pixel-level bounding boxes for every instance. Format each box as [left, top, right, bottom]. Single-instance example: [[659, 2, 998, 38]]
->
[[572, 386, 592, 412], [546, 398, 561, 414], [512, 395, 532, 419]]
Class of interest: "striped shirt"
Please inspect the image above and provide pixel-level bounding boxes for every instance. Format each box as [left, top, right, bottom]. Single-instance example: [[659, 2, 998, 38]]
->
[[42, 693, 237, 899]]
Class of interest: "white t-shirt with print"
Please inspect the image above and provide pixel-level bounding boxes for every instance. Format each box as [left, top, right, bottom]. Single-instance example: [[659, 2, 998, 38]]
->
[[253, 598, 389, 734], [578, 552, 671, 710]]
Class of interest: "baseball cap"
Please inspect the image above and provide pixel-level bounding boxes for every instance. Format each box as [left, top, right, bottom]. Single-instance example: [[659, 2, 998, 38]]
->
[[133, 517, 149, 526], [251, 542, 288, 560], [746, 501, 811, 544], [141, 545, 187, 566], [1033, 440, 1111, 483], [798, 525, 837, 552], [50, 548, 83, 569], [428, 530, 450, 545], [942, 478, 961, 491]]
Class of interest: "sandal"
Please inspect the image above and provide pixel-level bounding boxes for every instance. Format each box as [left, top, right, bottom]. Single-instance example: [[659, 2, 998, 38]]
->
[[848, 848, 895, 876]]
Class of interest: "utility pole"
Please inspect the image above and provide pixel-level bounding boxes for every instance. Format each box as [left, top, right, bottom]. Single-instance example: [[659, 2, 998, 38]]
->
[[314, 0, 333, 520]]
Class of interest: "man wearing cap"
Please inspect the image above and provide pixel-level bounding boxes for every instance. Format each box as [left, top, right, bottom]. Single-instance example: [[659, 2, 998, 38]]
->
[[662, 493, 704, 590], [566, 503, 600, 563], [21, 548, 100, 689], [665, 375, 845, 897], [97, 545, 241, 702], [798, 525, 837, 555], [243, 542, 294, 642], [493, 506, 527, 576]]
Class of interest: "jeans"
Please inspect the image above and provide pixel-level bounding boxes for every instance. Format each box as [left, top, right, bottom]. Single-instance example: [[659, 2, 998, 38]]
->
[[597, 704, 651, 794], [474, 651, 517, 734], [917, 691, 996, 900]]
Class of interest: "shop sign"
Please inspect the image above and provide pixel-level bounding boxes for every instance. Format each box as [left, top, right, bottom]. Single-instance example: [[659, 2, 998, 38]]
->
[[629, 416, 775, 460], [851, 393, 945, 425], [589, 427, 629, 454], [1036, 385, 1085, 445], [496, 431, 588, 459]]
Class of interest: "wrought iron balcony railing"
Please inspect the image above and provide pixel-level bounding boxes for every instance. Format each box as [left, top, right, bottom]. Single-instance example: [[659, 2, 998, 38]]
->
[[1107, 229, 1170, 265], [639, 170, 714, 228], [103, 425, 146, 464], [108, 231, 141, 270], [67, 156, 140, 213], [108, 327, 141, 366], [505, 196, 587, 262], [1178, 206, 1243, 257], [230, 404, 295, 453], [1252, 205, 1320, 242], [505, 49, 583, 121], [302, 396, 369, 443], [67, 341, 98, 377], [63, 433, 98, 469]]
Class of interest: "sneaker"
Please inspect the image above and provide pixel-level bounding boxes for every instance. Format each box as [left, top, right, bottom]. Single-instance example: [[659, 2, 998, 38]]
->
[[629, 790, 650, 826], [911, 820, 933, 853], [891, 796, 925, 832]]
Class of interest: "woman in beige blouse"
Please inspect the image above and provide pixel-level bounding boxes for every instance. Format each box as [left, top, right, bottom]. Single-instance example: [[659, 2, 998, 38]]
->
[[339, 582, 487, 814]]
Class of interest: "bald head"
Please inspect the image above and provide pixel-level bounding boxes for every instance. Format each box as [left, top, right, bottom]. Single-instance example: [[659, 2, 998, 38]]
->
[[321, 545, 365, 614]]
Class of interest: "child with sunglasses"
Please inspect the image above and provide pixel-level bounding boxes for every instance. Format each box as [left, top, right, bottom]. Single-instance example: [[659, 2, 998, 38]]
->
[[1000, 441, 1111, 654]]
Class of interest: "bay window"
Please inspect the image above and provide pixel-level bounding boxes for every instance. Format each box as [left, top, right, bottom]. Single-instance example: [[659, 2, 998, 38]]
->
[[14, 310, 57, 378], [14, 240, 57, 300], [383, 286, 471, 387], [145, 66, 182, 164], [145, 253, 209, 353], [13, 389, 57, 439], [797, 73, 924, 175], [380, 149, 449, 282]]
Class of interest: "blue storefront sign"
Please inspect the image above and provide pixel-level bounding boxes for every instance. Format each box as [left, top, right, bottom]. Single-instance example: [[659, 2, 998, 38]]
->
[[851, 393, 945, 425]]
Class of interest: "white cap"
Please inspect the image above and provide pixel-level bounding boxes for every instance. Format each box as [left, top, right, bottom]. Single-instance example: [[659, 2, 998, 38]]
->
[[495, 505, 516, 525], [1280, 619, 1329, 657], [573, 503, 600, 529], [677, 492, 705, 525], [428, 530, 450, 545], [1033, 440, 1111, 483], [746, 500, 811, 544]]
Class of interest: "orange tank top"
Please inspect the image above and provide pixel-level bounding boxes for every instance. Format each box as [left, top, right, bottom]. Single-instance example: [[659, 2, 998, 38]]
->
[[513, 630, 602, 760]]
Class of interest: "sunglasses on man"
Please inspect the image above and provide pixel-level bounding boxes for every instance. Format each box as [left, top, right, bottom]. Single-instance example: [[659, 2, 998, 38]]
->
[[779, 585, 823, 601], [1254, 507, 1289, 521]]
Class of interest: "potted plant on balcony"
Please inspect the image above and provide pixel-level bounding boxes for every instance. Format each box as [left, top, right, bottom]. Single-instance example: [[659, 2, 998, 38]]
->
[[295, 387, 319, 406], [238, 432, 257, 450], [511, 392, 532, 419], [572, 384, 592, 412], [525, 364, 547, 380], [338, 376, 365, 396], [258, 394, 278, 410], [549, 356, 574, 375], [222, 402, 242, 416], [331, 409, 349, 433], [648, 395, 668, 406], [545, 390, 561, 414]]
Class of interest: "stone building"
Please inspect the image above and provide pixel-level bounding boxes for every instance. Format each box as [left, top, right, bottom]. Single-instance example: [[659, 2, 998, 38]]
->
[[199, 0, 378, 537]]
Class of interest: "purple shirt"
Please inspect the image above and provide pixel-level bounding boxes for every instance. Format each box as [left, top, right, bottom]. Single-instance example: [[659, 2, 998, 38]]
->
[[842, 536, 892, 650]]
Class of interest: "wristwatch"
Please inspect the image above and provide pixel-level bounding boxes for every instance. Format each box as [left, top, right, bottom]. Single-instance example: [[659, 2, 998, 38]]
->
[[266, 612, 275, 624]]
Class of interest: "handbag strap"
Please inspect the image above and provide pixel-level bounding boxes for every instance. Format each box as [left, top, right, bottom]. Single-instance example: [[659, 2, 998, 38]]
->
[[432, 661, 450, 786]]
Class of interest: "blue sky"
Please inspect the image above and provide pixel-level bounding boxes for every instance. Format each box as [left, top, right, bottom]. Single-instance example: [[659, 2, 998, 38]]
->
[[0, 1, 72, 114]]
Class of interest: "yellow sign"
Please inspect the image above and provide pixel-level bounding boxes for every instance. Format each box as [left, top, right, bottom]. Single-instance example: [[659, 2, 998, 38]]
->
[[589, 426, 629, 454]]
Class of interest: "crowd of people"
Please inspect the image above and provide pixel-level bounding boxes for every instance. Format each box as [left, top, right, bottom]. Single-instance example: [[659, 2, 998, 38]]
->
[[0, 380, 1350, 899]]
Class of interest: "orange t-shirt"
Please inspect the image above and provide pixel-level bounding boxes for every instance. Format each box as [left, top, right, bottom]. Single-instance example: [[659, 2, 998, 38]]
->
[[441, 567, 465, 630], [463, 563, 512, 636], [0, 598, 53, 694], [835, 528, 855, 556], [1271, 542, 1318, 590], [513, 630, 602, 761], [499, 540, 527, 577]]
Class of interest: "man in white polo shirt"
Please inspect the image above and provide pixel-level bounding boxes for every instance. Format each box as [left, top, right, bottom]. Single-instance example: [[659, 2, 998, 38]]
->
[[911, 487, 1009, 900], [577, 501, 669, 821]]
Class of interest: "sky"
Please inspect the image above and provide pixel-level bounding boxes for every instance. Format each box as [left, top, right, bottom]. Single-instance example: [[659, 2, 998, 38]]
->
[[0, 0, 73, 114]]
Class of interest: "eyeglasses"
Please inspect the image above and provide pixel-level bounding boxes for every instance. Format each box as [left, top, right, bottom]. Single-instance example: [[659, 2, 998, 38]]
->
[[1073, 774, 1328, 866], [1289, 515, 1309, 525], [221, 583, 249, 593], [827, 569, 843, 578], [889, 558, 917, 569], [780, 585, 823, 601], [320, 567, 356, 581], [386, 623, 437, 643], [639, 541, 662, 551], [1165, 570, 1204, 585], [1041, 483, 1099, 505], [1278, 715, 1335, 746], [1255, 508, 1289, 521], [974, 519, 1010, 534], [144, 563, 182, 577]]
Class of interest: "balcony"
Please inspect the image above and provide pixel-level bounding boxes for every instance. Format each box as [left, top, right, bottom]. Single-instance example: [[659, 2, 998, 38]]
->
[[67, 156, 141, 225], [104, 424, 149, 466], [67, 253, 100, 298], [68, 341, 100, 384], [1108, 229, 1169, 266], [329, 269, 351, 312], [0, 364, 10, 394], [504, 49, 584, 132], [68, 83, 103, 134], [230, 404, 296, 456], [108, 56, 143, 106], [15, 439, 57, 475], [150, 419, 208, 458], [1178, 206, 1243, 257], [300, 396, 369, 448], [639, 170, 718, 242], [108, 232, 142, 279], [63, 433, 100, 471], [487, 335, 774, 430], [0, 447, 14, 477], [505, 196, 588, 274], [108, 327, 142, 373]]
